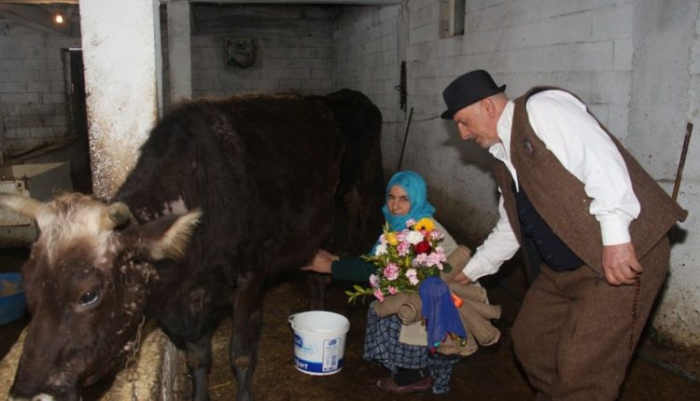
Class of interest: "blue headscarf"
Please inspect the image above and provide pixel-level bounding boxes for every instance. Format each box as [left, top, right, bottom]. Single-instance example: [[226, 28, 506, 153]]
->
[[381, 171, 436, 231]]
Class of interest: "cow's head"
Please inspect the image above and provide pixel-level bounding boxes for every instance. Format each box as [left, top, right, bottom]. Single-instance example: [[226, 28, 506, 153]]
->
[[0, 193, 200, 401]]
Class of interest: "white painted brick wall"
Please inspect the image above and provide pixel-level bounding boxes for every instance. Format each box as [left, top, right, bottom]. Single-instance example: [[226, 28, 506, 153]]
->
[[0, 24, 79, 155], [191, 6, 334, 99], [333, 4, 403, 171], [399, 0, 638, 240]]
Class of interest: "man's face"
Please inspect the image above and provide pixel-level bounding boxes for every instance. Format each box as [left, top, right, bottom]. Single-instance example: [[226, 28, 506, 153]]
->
[[452, 100, 500, 148]]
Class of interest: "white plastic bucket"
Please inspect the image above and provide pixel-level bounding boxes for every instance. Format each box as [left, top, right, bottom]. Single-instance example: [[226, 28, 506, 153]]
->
[[288, 311, 350, 375]]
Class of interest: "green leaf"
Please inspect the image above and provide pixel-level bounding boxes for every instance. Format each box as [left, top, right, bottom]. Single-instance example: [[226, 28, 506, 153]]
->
[[442, 263, 453, 274]]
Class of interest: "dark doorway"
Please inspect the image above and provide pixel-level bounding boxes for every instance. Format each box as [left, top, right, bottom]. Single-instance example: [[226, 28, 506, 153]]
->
[[63, 48, 92, 194], [66, 49, 88, 138]]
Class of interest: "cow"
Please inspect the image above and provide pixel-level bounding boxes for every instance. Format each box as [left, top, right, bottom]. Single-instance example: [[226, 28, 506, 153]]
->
[[0, 93, 343, 401], [305, 89, 385, 310], [313, 89, 385, 255]]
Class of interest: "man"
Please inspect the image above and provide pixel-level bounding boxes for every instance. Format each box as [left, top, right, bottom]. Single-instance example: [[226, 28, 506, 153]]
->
[[441, 69, 687, 400]]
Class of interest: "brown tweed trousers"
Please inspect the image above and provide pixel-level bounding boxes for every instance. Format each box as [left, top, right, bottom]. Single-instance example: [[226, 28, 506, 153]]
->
[[499, 87, 687, 400]]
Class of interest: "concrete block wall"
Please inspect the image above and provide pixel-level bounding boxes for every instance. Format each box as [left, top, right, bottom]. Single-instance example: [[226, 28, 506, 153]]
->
[[626, 0, 700, 347], [333, 4, 404, 172], [0, 24, 80, 155], [665, 22, 700, 343], [190, 5, 334, 99], [400, 0, 638, 239]]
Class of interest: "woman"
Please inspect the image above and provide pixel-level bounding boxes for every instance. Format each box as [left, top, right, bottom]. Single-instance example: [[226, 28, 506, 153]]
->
[[302, 170, 460, 394]]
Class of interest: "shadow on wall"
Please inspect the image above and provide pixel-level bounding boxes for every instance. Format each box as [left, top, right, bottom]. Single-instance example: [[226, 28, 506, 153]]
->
[[438, 119, 494, 174]]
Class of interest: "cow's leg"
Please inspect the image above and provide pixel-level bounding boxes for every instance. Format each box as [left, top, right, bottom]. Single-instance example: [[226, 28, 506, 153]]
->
[[186, 331, 214, 401], [230, 273, 265, 401], [307, 272, 331, 310], [343, 187, 361, 253]]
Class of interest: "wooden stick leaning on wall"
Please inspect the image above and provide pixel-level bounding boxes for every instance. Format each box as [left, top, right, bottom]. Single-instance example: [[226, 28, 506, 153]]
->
[[672, 122, 694, 202], [396, 107, 414, 172]]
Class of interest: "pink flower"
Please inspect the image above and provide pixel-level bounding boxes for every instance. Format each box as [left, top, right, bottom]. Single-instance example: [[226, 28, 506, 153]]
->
[[383, 263, 399, 280], [388, 286, 398, 295], [405, 219, 416, 228], [397, 241, 411, 256], [426, 250, 447, 268], [413, 253, 428, 266], [397, 230, 409, 243], [374, 288, 385, 302]]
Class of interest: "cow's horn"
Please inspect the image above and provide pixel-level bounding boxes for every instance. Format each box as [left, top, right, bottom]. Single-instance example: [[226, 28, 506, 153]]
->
[[103, 202, 132, 229], [0, 193, 43, 218]]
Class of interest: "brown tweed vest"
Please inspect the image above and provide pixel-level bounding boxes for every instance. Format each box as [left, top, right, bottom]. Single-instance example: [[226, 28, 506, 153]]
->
[[494, 86, 688, 281]]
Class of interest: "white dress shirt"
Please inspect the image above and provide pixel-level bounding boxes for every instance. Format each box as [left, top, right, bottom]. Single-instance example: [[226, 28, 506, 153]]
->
[[463, 90, 641, 281]]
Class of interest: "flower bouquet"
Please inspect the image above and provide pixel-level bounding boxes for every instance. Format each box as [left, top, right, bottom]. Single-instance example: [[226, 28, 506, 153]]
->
[[346, 217, 453, 303]]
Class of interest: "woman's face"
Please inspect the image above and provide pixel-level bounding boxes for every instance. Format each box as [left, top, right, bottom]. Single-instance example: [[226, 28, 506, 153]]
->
[[387, 185, 411, 216]]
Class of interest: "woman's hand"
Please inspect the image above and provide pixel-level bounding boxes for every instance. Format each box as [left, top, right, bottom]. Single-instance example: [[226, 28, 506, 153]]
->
[[300, 249, 339, 274]]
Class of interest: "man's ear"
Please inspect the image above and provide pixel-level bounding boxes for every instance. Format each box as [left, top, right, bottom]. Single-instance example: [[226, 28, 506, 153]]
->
[[480, 97, 496, 116], [137, 210, 202, 261]]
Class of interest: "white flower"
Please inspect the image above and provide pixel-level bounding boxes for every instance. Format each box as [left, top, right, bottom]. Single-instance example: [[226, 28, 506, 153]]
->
[[375, 243, 388, 256], [369, 274, 379, 288], [405, 268, 419, 285], [406, 231, 424, 245]]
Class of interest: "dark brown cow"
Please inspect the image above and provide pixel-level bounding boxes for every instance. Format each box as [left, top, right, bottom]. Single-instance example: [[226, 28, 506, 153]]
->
[[0, 94, 342, 401], [306, 89, 385, 310], [314, 89, 385, 255]]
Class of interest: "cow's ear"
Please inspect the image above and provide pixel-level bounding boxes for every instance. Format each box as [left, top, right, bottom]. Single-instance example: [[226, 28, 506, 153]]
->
[[138, 210, 202, 261]]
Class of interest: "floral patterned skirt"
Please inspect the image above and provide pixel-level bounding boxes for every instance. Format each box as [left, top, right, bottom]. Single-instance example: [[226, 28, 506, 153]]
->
[[362, 303, 460, 394]]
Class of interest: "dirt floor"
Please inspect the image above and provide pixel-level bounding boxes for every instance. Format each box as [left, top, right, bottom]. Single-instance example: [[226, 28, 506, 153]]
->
[[167, 267, 700, 401], [2, 247, 700, 400]]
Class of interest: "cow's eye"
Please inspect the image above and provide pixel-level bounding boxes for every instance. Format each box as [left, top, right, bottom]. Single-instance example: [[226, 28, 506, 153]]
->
[[79, 290, 100, 307]]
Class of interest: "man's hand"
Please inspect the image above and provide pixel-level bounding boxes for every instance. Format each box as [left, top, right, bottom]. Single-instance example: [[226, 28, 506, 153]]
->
[[602, 242, 643, 286], [451, 271, 472, 285]]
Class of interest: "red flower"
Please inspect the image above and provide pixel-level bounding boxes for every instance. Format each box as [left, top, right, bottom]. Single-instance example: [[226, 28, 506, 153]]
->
[[414, 240, 431, 254]]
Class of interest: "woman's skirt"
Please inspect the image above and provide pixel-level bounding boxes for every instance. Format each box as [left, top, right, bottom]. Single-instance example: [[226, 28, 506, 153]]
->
[[362, 304, 460, 394]]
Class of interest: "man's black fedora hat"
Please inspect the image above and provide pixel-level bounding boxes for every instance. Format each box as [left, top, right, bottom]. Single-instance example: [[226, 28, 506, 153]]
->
[[440, 70, 506, 119]]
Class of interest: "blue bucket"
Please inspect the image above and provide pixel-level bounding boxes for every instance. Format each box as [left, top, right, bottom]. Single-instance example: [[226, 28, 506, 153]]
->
[[0, 272, 27, 326]]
